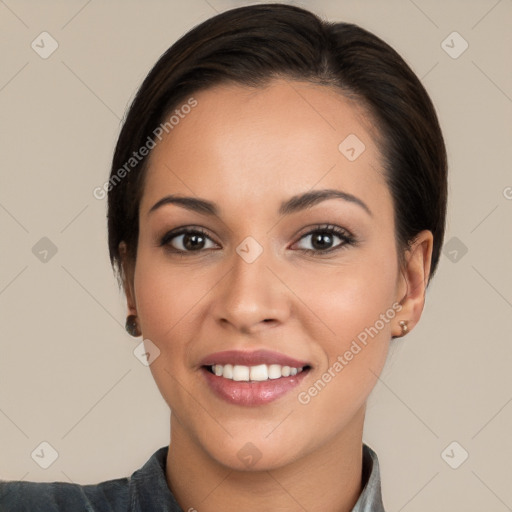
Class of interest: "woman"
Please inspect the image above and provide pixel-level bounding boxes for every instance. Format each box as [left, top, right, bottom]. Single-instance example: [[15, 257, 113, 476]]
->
[[0, 3, 446, 511]]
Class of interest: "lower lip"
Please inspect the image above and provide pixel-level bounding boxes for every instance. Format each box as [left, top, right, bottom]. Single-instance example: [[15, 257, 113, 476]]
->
[[201, 367, 310, 406]]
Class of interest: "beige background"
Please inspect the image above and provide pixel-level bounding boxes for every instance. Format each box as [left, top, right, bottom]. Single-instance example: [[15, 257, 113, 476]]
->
[[1, 0, 511, 510]]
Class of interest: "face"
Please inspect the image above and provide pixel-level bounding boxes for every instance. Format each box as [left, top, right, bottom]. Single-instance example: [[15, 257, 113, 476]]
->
[[123, 79, 422, 471]]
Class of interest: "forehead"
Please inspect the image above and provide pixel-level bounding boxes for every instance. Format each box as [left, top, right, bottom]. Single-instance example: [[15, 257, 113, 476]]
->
[[140, 79, 389, 217]]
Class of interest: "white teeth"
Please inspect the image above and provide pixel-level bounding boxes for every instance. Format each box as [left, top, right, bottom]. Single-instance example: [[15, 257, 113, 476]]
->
[[223, 364, 233, 379], [232, 365, 250, 381], [249, 364, 268, 381], [268, 364, 282, 380], [210, 363, 306, 381]]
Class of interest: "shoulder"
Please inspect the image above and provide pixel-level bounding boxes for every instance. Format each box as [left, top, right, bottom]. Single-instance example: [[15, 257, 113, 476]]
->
[[0, 446, 171, 512], [0, 476, 130, 512]]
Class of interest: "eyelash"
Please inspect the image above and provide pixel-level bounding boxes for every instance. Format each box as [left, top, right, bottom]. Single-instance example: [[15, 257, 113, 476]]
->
[[159, 224, 356, 257]]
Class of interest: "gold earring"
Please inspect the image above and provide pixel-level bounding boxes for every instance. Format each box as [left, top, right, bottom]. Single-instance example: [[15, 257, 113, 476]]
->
[[125, 314, 141, 337], [399, 320, 409, 336]]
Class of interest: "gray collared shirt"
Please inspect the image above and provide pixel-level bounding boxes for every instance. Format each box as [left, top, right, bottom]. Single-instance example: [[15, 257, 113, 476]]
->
[[0, 443, 385, 511]]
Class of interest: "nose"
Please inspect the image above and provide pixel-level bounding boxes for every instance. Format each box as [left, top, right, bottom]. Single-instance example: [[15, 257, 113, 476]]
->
[[212, 243, 291, 335]]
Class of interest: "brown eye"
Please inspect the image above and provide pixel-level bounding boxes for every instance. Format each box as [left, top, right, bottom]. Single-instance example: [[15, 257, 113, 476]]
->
[[160, 228, 218, 253], [294, 225, 355, 254]]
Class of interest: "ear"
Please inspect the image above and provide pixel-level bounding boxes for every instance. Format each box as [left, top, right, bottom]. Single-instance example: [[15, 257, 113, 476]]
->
[[119, 241, 137, 316], [393, 230, 433, 337]]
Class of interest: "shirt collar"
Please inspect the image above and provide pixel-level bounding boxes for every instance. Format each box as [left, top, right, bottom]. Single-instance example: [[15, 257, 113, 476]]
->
[[129, 443, 385, 512], [352, 444, 386, 511]]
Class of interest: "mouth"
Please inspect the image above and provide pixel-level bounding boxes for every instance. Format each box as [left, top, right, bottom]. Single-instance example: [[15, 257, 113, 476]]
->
[[198, 350, 312, 406]]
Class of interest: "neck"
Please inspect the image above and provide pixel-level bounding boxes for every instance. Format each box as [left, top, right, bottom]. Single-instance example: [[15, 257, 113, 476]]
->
[[166, 407, 366, 512]]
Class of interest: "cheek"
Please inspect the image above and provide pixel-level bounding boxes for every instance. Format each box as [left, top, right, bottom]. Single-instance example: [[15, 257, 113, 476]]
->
[[133, 248, 201, 353], [299, 243, 399, 338], [132, 249, 205, 409], [326, 269, 397, 343], [292, 263, 397, 430], [296, 241, 399, 385]]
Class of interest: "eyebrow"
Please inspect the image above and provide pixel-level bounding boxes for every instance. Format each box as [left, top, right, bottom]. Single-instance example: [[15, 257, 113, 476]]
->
[[147, 188, 372, 217]]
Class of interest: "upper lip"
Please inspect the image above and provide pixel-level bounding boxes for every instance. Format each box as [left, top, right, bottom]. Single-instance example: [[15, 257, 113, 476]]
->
[[199, 349, 310, 368]]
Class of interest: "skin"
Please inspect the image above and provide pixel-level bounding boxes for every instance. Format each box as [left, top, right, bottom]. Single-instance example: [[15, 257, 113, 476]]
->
[[120, 79, 433, 512]]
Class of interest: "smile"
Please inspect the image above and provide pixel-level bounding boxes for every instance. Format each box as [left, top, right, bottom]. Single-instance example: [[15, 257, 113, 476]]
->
[[199, 349, 312, 406], [207, 363, 306, 381]]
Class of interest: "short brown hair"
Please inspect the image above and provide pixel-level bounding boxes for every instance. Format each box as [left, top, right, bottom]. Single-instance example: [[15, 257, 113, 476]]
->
[[107, 3, 447, 285]]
